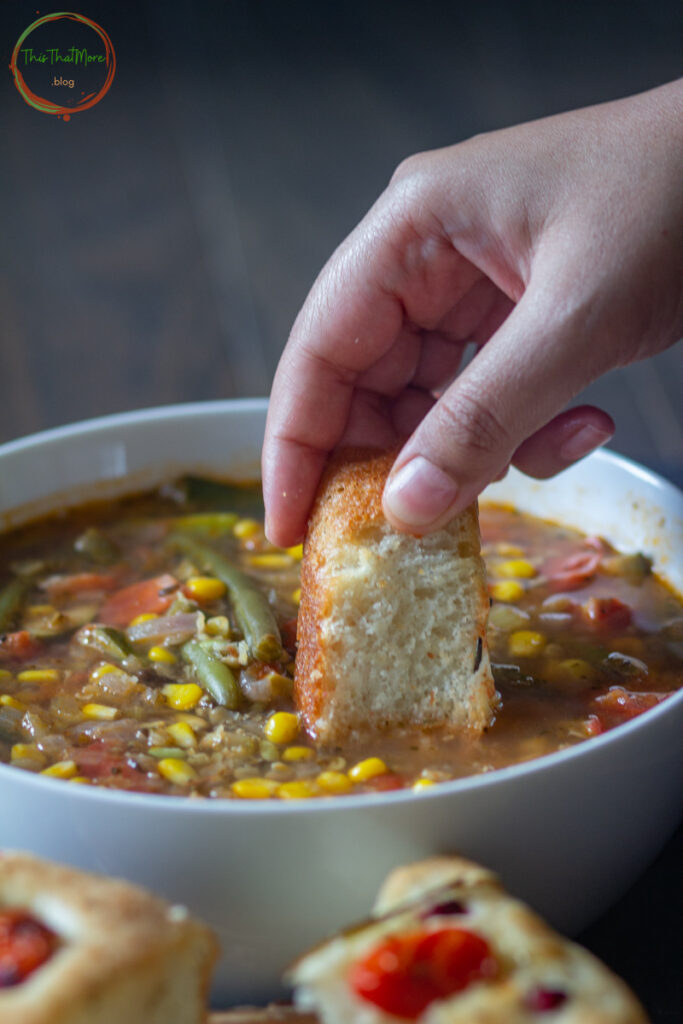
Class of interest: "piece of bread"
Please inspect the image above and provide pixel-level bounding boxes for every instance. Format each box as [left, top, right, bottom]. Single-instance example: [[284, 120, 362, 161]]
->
[[0, 850, 217, 1024], [289, 856, 649, 1024], [294, 448, 497, 743]]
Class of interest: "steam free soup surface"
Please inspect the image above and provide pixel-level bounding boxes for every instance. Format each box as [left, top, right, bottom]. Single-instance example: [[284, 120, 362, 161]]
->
[[0, 478, 681, 798]]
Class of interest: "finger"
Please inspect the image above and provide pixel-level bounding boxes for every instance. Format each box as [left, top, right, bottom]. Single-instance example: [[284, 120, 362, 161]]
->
[[511, 405, 614, 478], [382, 262, 619, 533], [263, 190, 487, 545]]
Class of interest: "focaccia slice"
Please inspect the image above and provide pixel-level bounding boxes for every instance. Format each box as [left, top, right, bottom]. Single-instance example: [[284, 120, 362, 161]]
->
[[289, 856, 649, 1024], [295, 448, 496, 743], [0, 850, 217, 1024]]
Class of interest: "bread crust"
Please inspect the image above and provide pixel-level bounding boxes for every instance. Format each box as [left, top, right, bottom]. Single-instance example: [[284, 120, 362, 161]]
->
[[295, 447, 496, 742], [290, 855, 649, 1024], [0, 851, 217, 1024]]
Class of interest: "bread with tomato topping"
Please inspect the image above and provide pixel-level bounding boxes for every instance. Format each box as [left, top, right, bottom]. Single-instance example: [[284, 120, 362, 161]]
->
[[289, 855, 649, 1023], [0, 850, 217, 1024], [295, 448, 497, 743]]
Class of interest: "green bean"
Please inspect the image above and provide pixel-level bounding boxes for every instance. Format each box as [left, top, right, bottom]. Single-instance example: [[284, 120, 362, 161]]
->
[[179, 476, 263, 517], [182, 641, 241, 709], [169, 534, 282, 661], [0, 576, 32, 632], [171, 512, 238, 537], [148, 747, 187, 759], [74, 527, 119, 565], [75, 624, 139, 666]]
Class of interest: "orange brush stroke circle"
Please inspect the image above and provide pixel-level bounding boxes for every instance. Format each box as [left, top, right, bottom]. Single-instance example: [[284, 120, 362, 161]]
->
[[9, 12, 115, 118]]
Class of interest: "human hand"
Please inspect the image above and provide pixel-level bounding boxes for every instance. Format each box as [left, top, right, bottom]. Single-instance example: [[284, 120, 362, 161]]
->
[[262, 80, 683, 546]]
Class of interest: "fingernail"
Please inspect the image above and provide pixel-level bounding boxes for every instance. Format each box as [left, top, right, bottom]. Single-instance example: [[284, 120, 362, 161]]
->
[[560, 424, 612, 463], [384, 456, 459, 528]]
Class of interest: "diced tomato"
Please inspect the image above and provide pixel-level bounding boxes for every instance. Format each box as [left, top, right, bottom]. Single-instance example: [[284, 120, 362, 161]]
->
[[584, 714, 604, 737], [280, 617, 298, 654], [0, 631, 43, 663], [350, 927, 497, 1018], [75, 741, 161, 792], [582, 597, 632, 631], [42, 571, 120, 598], [0, 909, 58, 987], [98, 574, 178, 627], [364, 772, 406, 792], [594, 687, 667, 724]]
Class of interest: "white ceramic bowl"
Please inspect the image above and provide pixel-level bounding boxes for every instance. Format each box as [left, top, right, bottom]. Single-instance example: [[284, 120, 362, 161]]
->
[[0, 400, 682, 1005]]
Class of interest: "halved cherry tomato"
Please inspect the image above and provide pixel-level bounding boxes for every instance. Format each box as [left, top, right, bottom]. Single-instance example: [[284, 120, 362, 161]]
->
[[350, 927, 497, 1018], [0, 909, 58, 987], [0, 630, 43, 663], [582, 597, 632, 631], [98, 574, 178, 627]]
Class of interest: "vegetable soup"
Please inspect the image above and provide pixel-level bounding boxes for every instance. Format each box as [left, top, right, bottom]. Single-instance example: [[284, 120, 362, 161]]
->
[[0, 478, 681, 798]]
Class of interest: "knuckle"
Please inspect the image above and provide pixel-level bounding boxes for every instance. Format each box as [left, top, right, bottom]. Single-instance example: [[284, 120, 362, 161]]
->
[[436, 388, 512, 462], [389, 150, 434, 191]]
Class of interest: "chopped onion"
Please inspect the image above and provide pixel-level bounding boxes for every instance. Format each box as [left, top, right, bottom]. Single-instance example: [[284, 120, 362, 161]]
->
[[126, 613, 198, 645]]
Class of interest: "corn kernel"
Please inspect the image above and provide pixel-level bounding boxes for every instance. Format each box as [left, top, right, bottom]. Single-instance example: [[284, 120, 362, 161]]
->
[[0, 695, 26, 711], [283, 745, 314, 762], [495, 542, 525, 557], [129, 612, 159, 627], [167, 721, 197, 749], [184, 576, 227, 602], [233, 518, 261, 540], [0, 669, 12, 682], [489, 580, 525, 603], [317, 771, 353, 795], [26, 604, 55, 616], [508, 630, 546, 658], [349, 757, 388, 783], [148, 645, 177, 665], [285, 544, 304, 561], [205, 615, 230, 636], [157, 758, 198, 786], [16, 669, 60, 684], [246, 553, 293, 569], [69, 776, 90, 785], [81, 703, 119, 721], [497, 559, 537, 579], [89, 662, 119, 682], [277, 780, 318, 800], [264, 711, 299, 745], [291, 588, 301, 606], [413, 778, 437, 792], [162, 683, 203, 710], [231, 777, 279, 799], [11, 743, 44, 763], [41, 760, 78, 779]]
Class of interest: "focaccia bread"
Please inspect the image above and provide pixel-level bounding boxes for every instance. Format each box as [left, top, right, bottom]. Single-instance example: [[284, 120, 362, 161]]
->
[[295, 448, 497, 743], [0, 851, 217, 1024], [289, 856, 649, 1024]]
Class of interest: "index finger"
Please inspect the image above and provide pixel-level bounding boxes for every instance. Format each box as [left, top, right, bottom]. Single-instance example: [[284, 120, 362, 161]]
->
[[262, 191, 479, 546]]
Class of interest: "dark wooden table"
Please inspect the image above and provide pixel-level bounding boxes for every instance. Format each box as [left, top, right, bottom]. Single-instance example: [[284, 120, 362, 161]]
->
[[1, 1, 681, 1017]]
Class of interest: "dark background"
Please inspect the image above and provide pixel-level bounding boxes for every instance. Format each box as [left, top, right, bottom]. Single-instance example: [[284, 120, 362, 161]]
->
[[1, 1, 682, 1018]]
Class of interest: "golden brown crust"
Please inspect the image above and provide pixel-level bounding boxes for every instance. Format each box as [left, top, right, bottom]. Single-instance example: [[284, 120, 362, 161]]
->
[[0, 851, 217, 1024], [295, 447, 495, 741], [290, 856, 650, 1024]]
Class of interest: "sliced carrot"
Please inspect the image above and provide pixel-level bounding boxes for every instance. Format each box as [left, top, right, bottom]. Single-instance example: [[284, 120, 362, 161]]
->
[[43, 572, 121, 598], [98, 574, 178, 628], [0, 631, 43, 663]]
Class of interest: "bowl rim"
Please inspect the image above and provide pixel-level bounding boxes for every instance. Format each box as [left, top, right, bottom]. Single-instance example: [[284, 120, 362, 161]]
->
[[0, 399, 682, 815]]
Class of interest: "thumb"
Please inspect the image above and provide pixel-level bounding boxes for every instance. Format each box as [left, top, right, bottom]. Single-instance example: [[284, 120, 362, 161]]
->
[[382, 282, 616, 532]]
